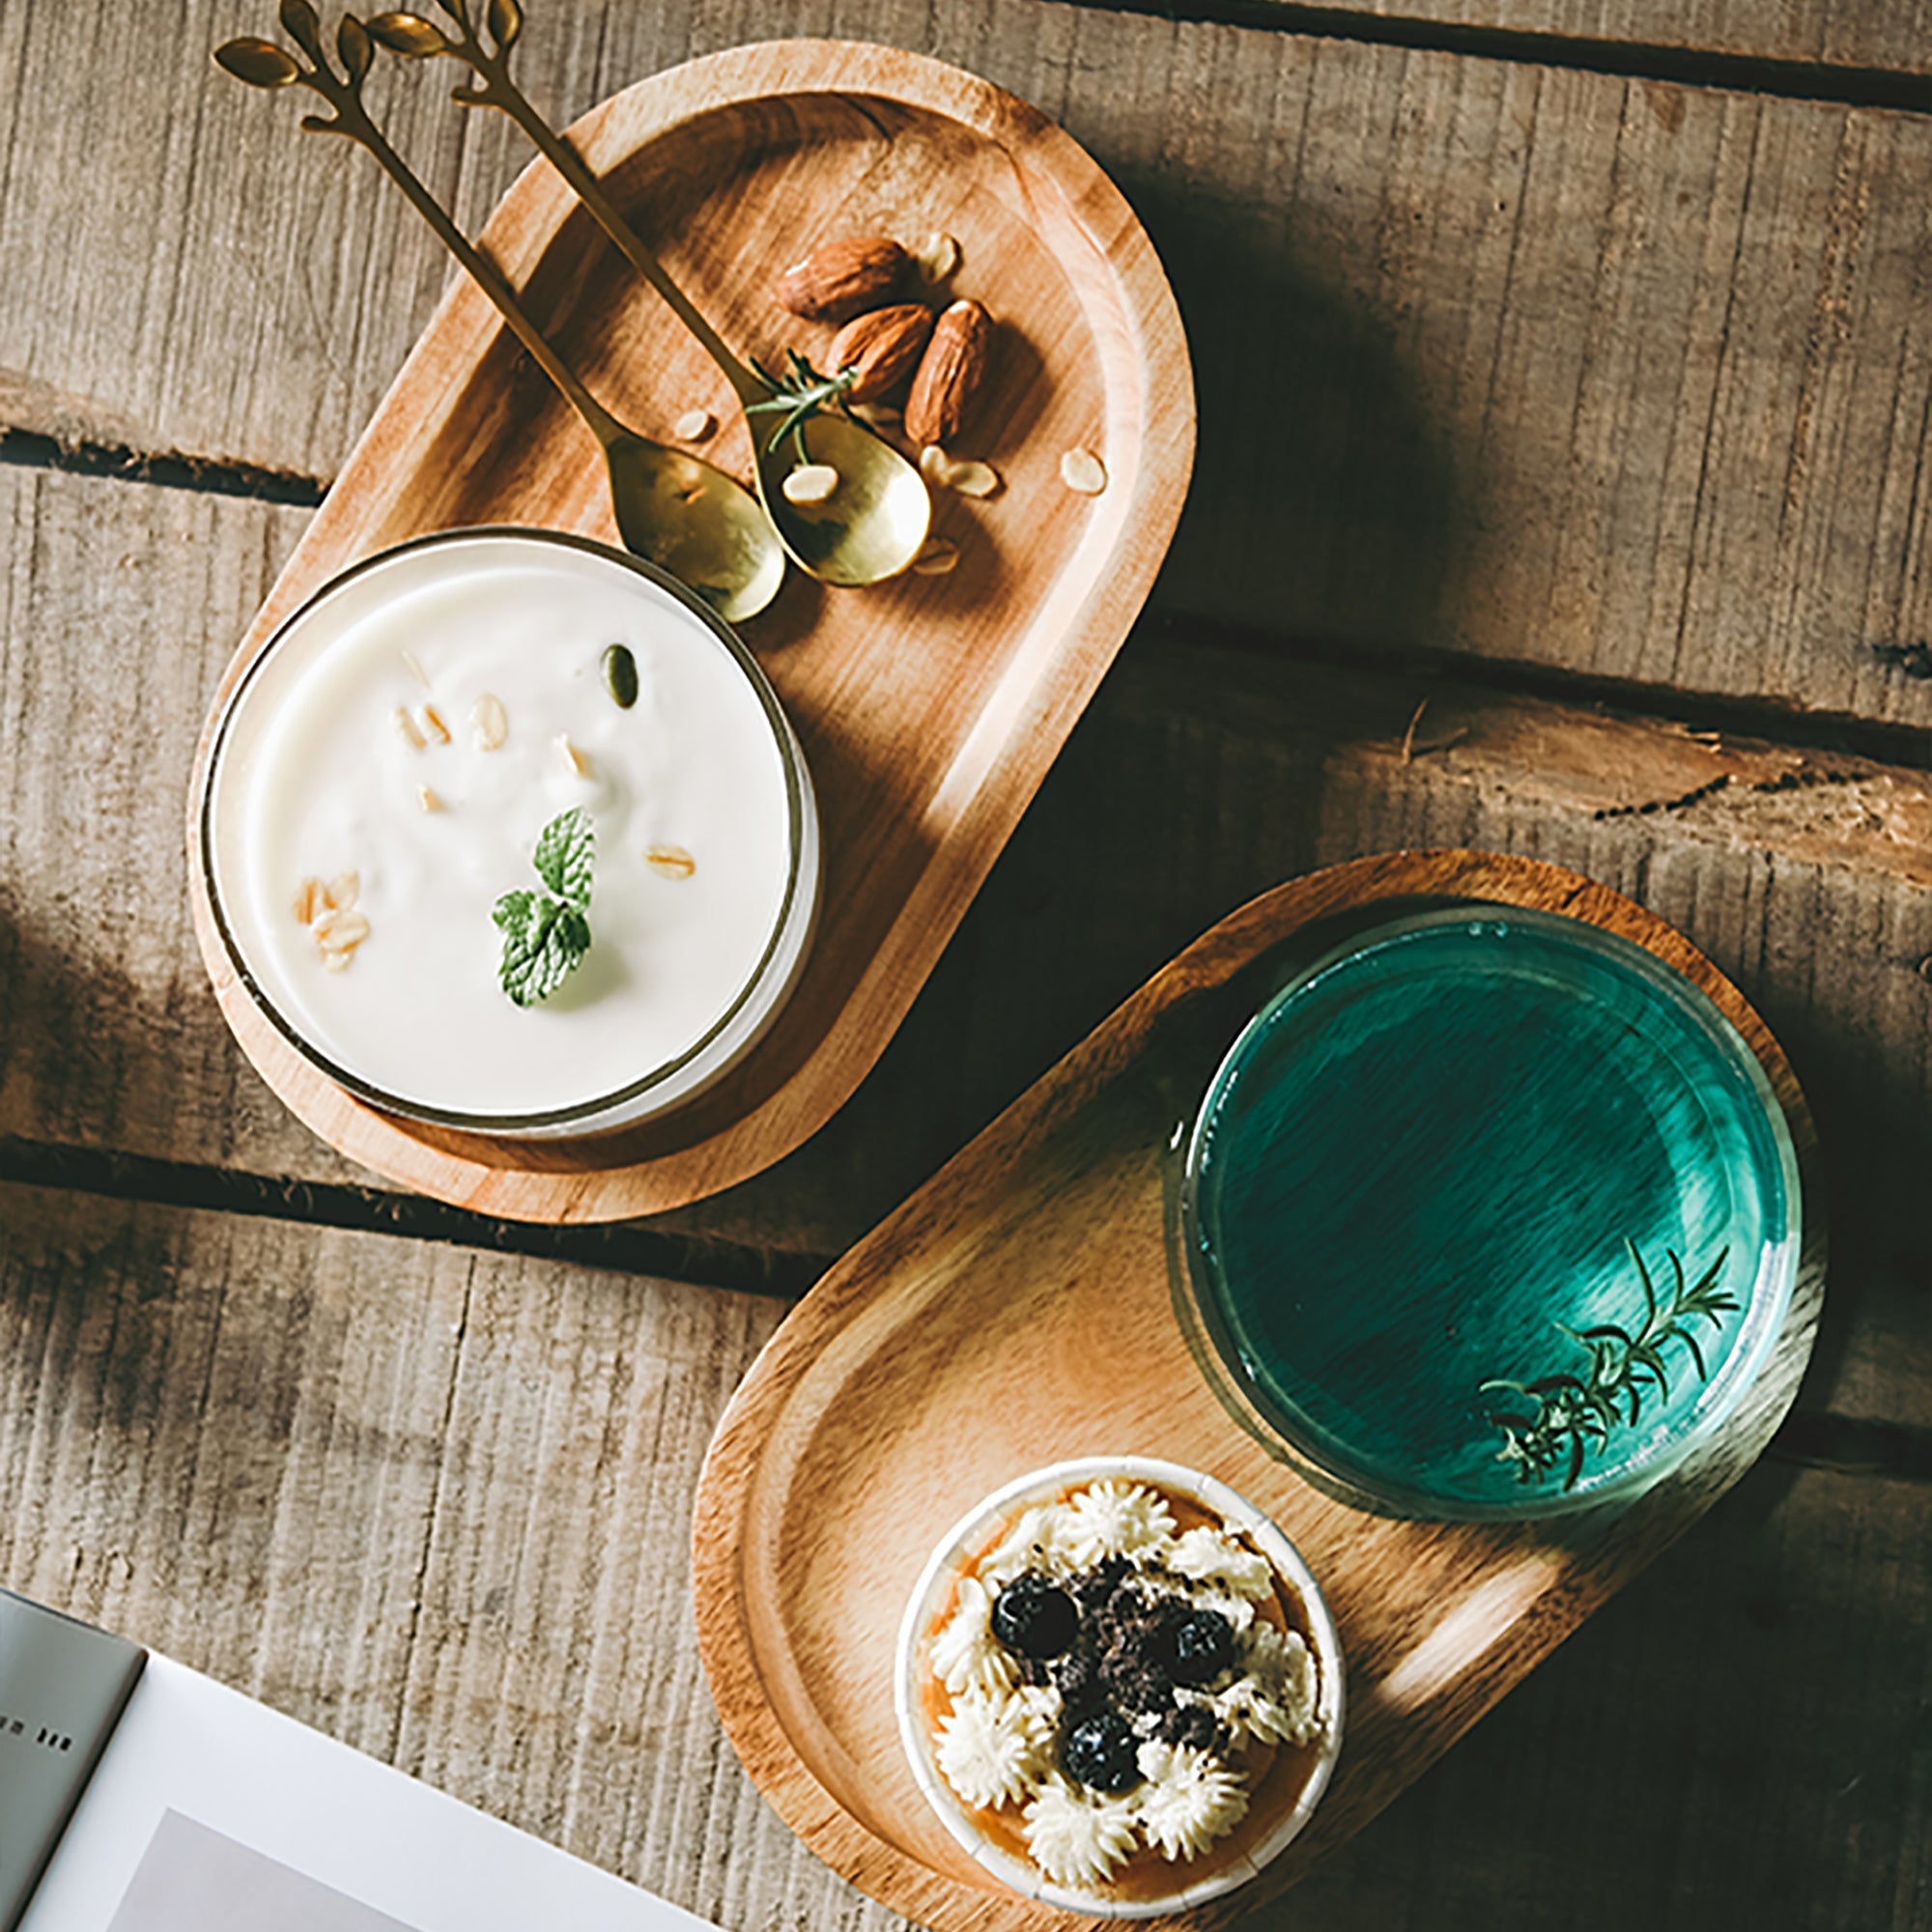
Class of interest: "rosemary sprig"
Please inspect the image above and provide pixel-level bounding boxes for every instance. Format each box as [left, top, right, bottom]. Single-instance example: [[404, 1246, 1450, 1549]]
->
[[1480, 1240, 1738, 1492], [744, 350, 858, 462]]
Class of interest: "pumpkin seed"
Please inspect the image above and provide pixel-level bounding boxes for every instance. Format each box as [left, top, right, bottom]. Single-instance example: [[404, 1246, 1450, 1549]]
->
[[602, 642, 639, 709]]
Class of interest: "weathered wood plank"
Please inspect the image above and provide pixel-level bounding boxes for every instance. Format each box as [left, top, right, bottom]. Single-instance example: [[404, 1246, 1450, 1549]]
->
[[8, 4, 1932, 723], [1266, 1457, 1932, 1931], [0, 467, 347, 1186], [0, 1184, 870, 1929], [2, 462, 1928, 1427], [0, 1184, 1923, 1932]]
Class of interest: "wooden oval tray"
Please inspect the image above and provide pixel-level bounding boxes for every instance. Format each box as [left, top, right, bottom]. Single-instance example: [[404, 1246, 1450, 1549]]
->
[[185, 40, 1192, 1222], [691, 850, 1826, 1931]]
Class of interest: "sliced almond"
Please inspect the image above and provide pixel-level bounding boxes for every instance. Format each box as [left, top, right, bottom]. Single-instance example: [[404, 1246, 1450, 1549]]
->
[[916, 229, 961, 284], [392, 706, 426, 751], [323, 869, 360, 912], [293, 876, 324, 925], [417, 784, 442, 813], [912, 537, 960, 576], [321, 949, 355, 974], [949, 460, 1000, 498], [1061, 447, 1108, 495], [471, 693, 508, 752], [920, 444, 1000, 497], [401, 649, 431, 690], [314, 908, 370, 952], [673, 408, 716, 440], [421, 703, 451, 745], [645, 844, 697, 880], [781, 464, 840, 505], [555, 733, 591, 778]]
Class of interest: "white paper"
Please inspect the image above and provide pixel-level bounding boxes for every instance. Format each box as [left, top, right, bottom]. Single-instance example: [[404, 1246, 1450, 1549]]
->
[[22, 1658, 718, 1932]]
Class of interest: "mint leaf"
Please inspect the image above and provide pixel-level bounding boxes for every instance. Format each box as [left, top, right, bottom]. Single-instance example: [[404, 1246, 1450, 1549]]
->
[[532, 806, 594, 908], [495, 810, 597, 1007], [494, 890, 591, 1007]]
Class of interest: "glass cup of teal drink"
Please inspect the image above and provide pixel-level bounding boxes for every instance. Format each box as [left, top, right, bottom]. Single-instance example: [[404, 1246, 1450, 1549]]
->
[[1179, 906, 1802, 1519]]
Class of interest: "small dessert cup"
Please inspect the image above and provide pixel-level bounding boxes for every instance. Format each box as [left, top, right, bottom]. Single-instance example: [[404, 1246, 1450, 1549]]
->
[[895, 1457, 1345, 1918]]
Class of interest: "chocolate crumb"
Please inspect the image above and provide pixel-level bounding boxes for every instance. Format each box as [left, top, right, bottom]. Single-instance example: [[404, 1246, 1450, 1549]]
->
[[1158, 1704, 1225, 1752]]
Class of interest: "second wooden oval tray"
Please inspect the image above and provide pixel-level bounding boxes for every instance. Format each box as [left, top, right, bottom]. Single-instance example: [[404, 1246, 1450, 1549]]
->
[[691, 850, 1826, 1931], [185, 39, 1192, 1221]]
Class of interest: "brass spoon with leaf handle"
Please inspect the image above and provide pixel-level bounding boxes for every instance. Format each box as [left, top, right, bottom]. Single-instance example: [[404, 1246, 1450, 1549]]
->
[[214, 5, 786, 624], [360, 0, 933, 587]]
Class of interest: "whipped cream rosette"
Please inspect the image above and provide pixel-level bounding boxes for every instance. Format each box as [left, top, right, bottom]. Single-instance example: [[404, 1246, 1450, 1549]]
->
[[897, 1458, 1345, 1918]]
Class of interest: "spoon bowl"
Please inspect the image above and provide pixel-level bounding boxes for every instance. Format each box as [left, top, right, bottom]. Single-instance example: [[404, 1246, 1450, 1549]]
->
[[607, 435, 787, 621], [752, 414, 931, 584]]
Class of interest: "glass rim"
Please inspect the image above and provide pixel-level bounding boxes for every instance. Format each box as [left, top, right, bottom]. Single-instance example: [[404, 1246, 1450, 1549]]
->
[[199, 525, 813, 1134], [1177, 902, 1804, 1520]]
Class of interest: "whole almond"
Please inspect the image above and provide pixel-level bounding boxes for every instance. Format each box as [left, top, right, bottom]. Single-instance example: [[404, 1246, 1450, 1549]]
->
[[904, 298, 992, 448], [772, 235, 908, 323], [827, 303, 934, 404]]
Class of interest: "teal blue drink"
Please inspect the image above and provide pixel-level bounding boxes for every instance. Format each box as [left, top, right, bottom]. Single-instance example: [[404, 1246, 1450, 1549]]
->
[[1180, 907, 1801, 1518]]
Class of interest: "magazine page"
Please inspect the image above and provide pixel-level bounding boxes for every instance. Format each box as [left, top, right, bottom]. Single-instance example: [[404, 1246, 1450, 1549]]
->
[[13, 1623, 718, 1932]]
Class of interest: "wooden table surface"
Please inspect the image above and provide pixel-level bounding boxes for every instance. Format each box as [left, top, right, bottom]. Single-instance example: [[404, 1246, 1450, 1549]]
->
[[3, 4, 1928, 1929]]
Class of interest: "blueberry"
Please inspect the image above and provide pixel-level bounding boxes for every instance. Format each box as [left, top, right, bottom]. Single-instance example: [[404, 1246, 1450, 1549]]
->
[[990, 1574, 1078, 1660], [1166, 1610, 1235, 1686], [1062, 1712, 1142, 1794]]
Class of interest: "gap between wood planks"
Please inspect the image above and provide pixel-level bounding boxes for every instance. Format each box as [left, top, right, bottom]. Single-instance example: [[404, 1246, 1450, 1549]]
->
[[2, 1135, 1923, 1483], [8, 425, 1930, 776], [0, 1136, 827, 1297], [1073, 0, 1932, 111], [0, 427, 324, 509]]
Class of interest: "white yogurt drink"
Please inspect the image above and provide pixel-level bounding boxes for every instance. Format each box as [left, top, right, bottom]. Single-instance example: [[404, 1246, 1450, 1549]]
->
[[201, 529, 818, 1136]]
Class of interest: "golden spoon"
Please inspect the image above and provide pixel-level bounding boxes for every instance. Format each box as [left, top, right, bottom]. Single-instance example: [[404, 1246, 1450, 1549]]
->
[[214, 8, 786, 623], [362, 0, 933, 586]]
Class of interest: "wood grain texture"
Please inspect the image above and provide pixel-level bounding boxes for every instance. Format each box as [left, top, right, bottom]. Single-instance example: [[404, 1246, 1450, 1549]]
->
[[0, 1183, 1920, 1932], [691, 851, 1827, 1930], [1265, 1454, 1932, 1931], [0, 1184, 865, 1930], [4, 464, 1930, 1419], [9, 3, 1932, 724], [182, 37, 1193, 1223], [0, 469, 349, 1185]]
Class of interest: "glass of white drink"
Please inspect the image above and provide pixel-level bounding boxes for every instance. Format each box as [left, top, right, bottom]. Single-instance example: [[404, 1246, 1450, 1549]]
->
[[199, 527, 819, 1139]]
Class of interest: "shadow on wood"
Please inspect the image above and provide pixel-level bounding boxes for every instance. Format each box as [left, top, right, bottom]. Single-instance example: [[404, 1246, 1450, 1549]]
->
[[1125, 174, 1460, 655]]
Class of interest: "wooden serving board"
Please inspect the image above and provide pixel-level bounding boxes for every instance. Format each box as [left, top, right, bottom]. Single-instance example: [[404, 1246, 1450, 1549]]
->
[[691, 850, 1827, 1931], [185, 40, 1192, 1222]]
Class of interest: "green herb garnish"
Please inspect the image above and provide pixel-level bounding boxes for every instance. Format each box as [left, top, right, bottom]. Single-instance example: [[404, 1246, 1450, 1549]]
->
[[1480, 1240, 1737, 1492], [494, 807, 593, 1007], [745, 350, 859, 463]]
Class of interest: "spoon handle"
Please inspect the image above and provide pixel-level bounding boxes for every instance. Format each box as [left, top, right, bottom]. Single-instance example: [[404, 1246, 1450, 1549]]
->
[[218, 17, 630, 452], [390, 12, 768, 405], [344, 122, 632, 447]]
